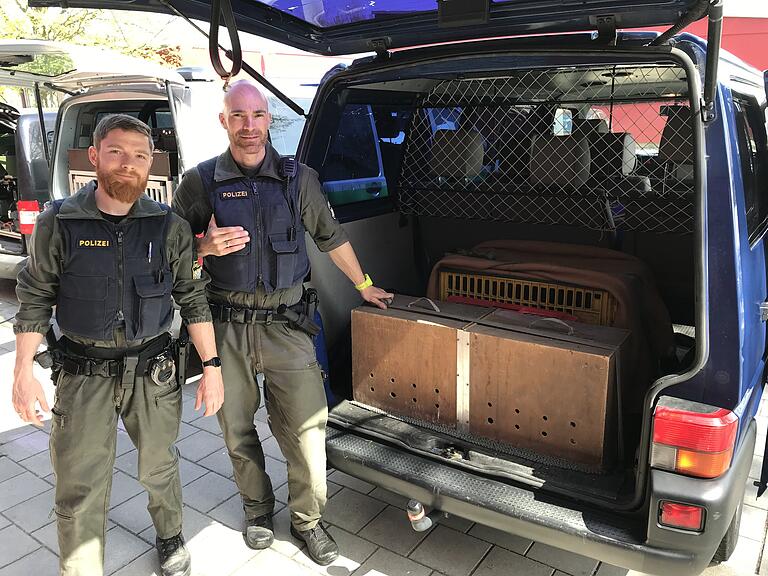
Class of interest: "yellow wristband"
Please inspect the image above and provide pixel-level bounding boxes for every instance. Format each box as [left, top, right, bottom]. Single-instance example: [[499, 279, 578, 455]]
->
[[354, 274, 373, 291]]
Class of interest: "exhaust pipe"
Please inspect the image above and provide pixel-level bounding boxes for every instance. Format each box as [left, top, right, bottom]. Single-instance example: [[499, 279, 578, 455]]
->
[[406, 500, 445, 532]]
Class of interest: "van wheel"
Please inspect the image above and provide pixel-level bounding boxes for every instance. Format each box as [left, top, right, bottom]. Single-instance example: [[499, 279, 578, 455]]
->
[[712, 501, 743, 563]]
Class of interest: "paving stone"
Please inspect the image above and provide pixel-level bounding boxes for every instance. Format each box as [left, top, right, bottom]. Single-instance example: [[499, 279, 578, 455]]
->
[[0, 471, 50, 512], [0, 525, 41, 568], [110, 551, 161, 576], [180, 398, 199, 423], [0, 514, 9, 530], [253, 419, 273, 441], [182, 471, 238, 513], [30, 521, 58, 553], [108, 471, 144, 509], [594, 564, 628, 576], [526, 543, 599, 576], [18, 450, 53, 479], [4, 488, 54, 533], [328, 470, 376, 494], [358, 505, 432, 555], [0, 426, 34, 447], [409, 524, 490, 576], [188, 414, 222, 436], [0, 457, 26, 483], [177, 457, 208, 487], [0, 546, 58, 576], [255, 407, 268, 423], [231, 547, 316, 576], [176, 430, 225, 462], [109, 493, 153, 534], [176, 422, 197, 441], [441, 513, 474, 533], [261, 435, 286, 462], [104, 525, 152, 576], [115, 431, 136, 457], [473, 546, 553, 576], [468, 523, 533, 554], [114, 450, 138, 478], [0, 430, 49, 460], [323, 487, 387, 533], [368, 487, 410, 509], [740, 504, 768, 541], [265, 455, 288, 489], [723, 531, 761, 575], [751, 456, 763, 481], [180, 516, 260, 575], [197, 448, 234, 478], [352, 547, 432, 576], [207, 494, 245, 532]]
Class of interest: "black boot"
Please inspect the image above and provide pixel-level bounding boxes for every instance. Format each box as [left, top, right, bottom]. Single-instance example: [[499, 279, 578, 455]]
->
[[156, 533, 191, 576], [290, 523, 339, 566], [244, 514, 274, 550]]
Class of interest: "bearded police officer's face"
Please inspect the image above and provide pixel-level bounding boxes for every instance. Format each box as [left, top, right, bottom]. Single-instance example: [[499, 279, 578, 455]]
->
[[88, 128, 153, 204], [220, 82, 272, 166]]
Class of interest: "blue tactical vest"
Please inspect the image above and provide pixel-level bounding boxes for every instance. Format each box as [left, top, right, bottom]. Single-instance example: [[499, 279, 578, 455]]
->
[[198, 155, 310, 293], [53, 199, 174, 341]]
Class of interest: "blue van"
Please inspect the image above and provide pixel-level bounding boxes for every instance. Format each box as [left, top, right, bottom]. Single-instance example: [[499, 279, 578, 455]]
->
[[35, 1, 768, 573]]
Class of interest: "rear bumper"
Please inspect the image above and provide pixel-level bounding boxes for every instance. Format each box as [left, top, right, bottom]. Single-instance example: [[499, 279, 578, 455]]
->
[[0, 252, 25, 280], [326, 413, 755, 576]]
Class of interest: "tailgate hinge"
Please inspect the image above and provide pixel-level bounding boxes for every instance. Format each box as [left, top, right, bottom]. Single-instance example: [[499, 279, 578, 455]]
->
[[591, 15, 618, 46], [368, 38, 392, 60]]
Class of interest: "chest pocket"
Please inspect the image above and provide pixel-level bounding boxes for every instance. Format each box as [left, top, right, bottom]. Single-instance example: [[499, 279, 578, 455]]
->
[[132, 274, 173, 339], [214, 190, 253, 256], [269, 233, 299, 289], [57, 274, 110, 338]]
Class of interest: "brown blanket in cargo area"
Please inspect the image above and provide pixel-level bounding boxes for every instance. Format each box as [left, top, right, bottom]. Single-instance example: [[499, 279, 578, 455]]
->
[[426, 240, 675, 408]]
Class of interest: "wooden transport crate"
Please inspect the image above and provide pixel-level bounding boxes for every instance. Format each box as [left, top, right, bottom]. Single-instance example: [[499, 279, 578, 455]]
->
[[351, 297, 630, 471], [468, 309, 630, 469], [351, 295, 490, 427]]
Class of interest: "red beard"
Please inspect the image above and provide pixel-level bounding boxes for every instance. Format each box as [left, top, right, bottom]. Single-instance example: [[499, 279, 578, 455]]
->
[[97, 166, 148, 204]]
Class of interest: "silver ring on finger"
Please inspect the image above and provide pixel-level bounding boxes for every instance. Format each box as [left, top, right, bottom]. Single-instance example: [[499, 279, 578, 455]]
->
[[225, 240, 229, 248]]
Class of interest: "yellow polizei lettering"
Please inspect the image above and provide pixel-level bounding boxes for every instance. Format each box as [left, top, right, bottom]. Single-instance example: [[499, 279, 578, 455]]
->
[[78, 239, 110, 247]]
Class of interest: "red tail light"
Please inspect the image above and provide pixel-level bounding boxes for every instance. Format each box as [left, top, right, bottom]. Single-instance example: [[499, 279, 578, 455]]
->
[[651, 401, 738, 479], [17, 201, 40, 235], [659, 501, 705, 531]]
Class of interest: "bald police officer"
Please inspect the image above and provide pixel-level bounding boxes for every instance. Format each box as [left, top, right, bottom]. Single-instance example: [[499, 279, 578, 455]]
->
[[172, 80, 392, 566], [12, 114, 224, 576]]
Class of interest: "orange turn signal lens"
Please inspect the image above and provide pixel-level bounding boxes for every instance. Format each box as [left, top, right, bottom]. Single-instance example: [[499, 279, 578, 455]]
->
[[675, 448, 734, 479]]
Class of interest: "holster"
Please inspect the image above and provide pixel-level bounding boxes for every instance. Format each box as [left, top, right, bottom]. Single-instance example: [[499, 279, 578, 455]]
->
[[277, 288, 321, 337], [175, 323, 190, 385], [33, 328, 64, 384]]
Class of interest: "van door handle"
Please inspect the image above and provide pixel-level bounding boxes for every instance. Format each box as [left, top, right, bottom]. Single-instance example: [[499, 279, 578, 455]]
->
[[760, 302, 768, 322]]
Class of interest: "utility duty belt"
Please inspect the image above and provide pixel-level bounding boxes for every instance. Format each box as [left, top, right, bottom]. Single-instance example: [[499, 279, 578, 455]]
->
[[210, 288, 320, 336], [35, 331, 182, 388]]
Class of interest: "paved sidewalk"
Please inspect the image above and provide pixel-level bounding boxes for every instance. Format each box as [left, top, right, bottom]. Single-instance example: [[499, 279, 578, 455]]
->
[[1, 278, 767, 576]]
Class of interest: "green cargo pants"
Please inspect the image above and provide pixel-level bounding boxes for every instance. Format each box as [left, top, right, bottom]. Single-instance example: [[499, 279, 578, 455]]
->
[[214, 317, 328, 531], [50, 369, 183, 576]]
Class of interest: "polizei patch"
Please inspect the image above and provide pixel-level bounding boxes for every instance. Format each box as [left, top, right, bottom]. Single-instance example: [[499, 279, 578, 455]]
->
[[220, 190, 249, 200], [78, 239, 111, 248]]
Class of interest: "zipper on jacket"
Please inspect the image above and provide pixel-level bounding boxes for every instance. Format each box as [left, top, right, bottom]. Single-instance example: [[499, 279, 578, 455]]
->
[[115, 229, 125, 324], [252, 180, 263, 288]]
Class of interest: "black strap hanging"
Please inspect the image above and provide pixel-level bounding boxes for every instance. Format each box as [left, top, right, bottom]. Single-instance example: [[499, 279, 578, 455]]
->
[[209, 0, 243, 85]]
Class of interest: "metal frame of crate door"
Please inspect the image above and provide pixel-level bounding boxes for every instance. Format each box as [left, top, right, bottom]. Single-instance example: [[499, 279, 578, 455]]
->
[[68, 170, 175, 205]]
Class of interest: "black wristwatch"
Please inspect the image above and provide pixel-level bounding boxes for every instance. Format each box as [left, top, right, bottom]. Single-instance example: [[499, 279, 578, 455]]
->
[[202, 356, 222, 368]]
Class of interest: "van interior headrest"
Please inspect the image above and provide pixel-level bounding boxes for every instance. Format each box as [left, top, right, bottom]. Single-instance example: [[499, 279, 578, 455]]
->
[[571, 118, 609, 137], [658, 106, 693, 165], [529, 134, 591, 188], [430, 129, 484, 179], [589, 132, 637, 178]]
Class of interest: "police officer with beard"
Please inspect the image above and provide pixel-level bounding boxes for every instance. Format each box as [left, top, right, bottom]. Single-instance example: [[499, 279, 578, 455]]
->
[[12, 114, 224, 576], [172, 81, 392, 566]]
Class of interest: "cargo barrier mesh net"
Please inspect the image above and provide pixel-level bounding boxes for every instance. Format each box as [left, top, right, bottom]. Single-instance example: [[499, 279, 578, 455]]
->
[[397, 64, 694, 234]]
